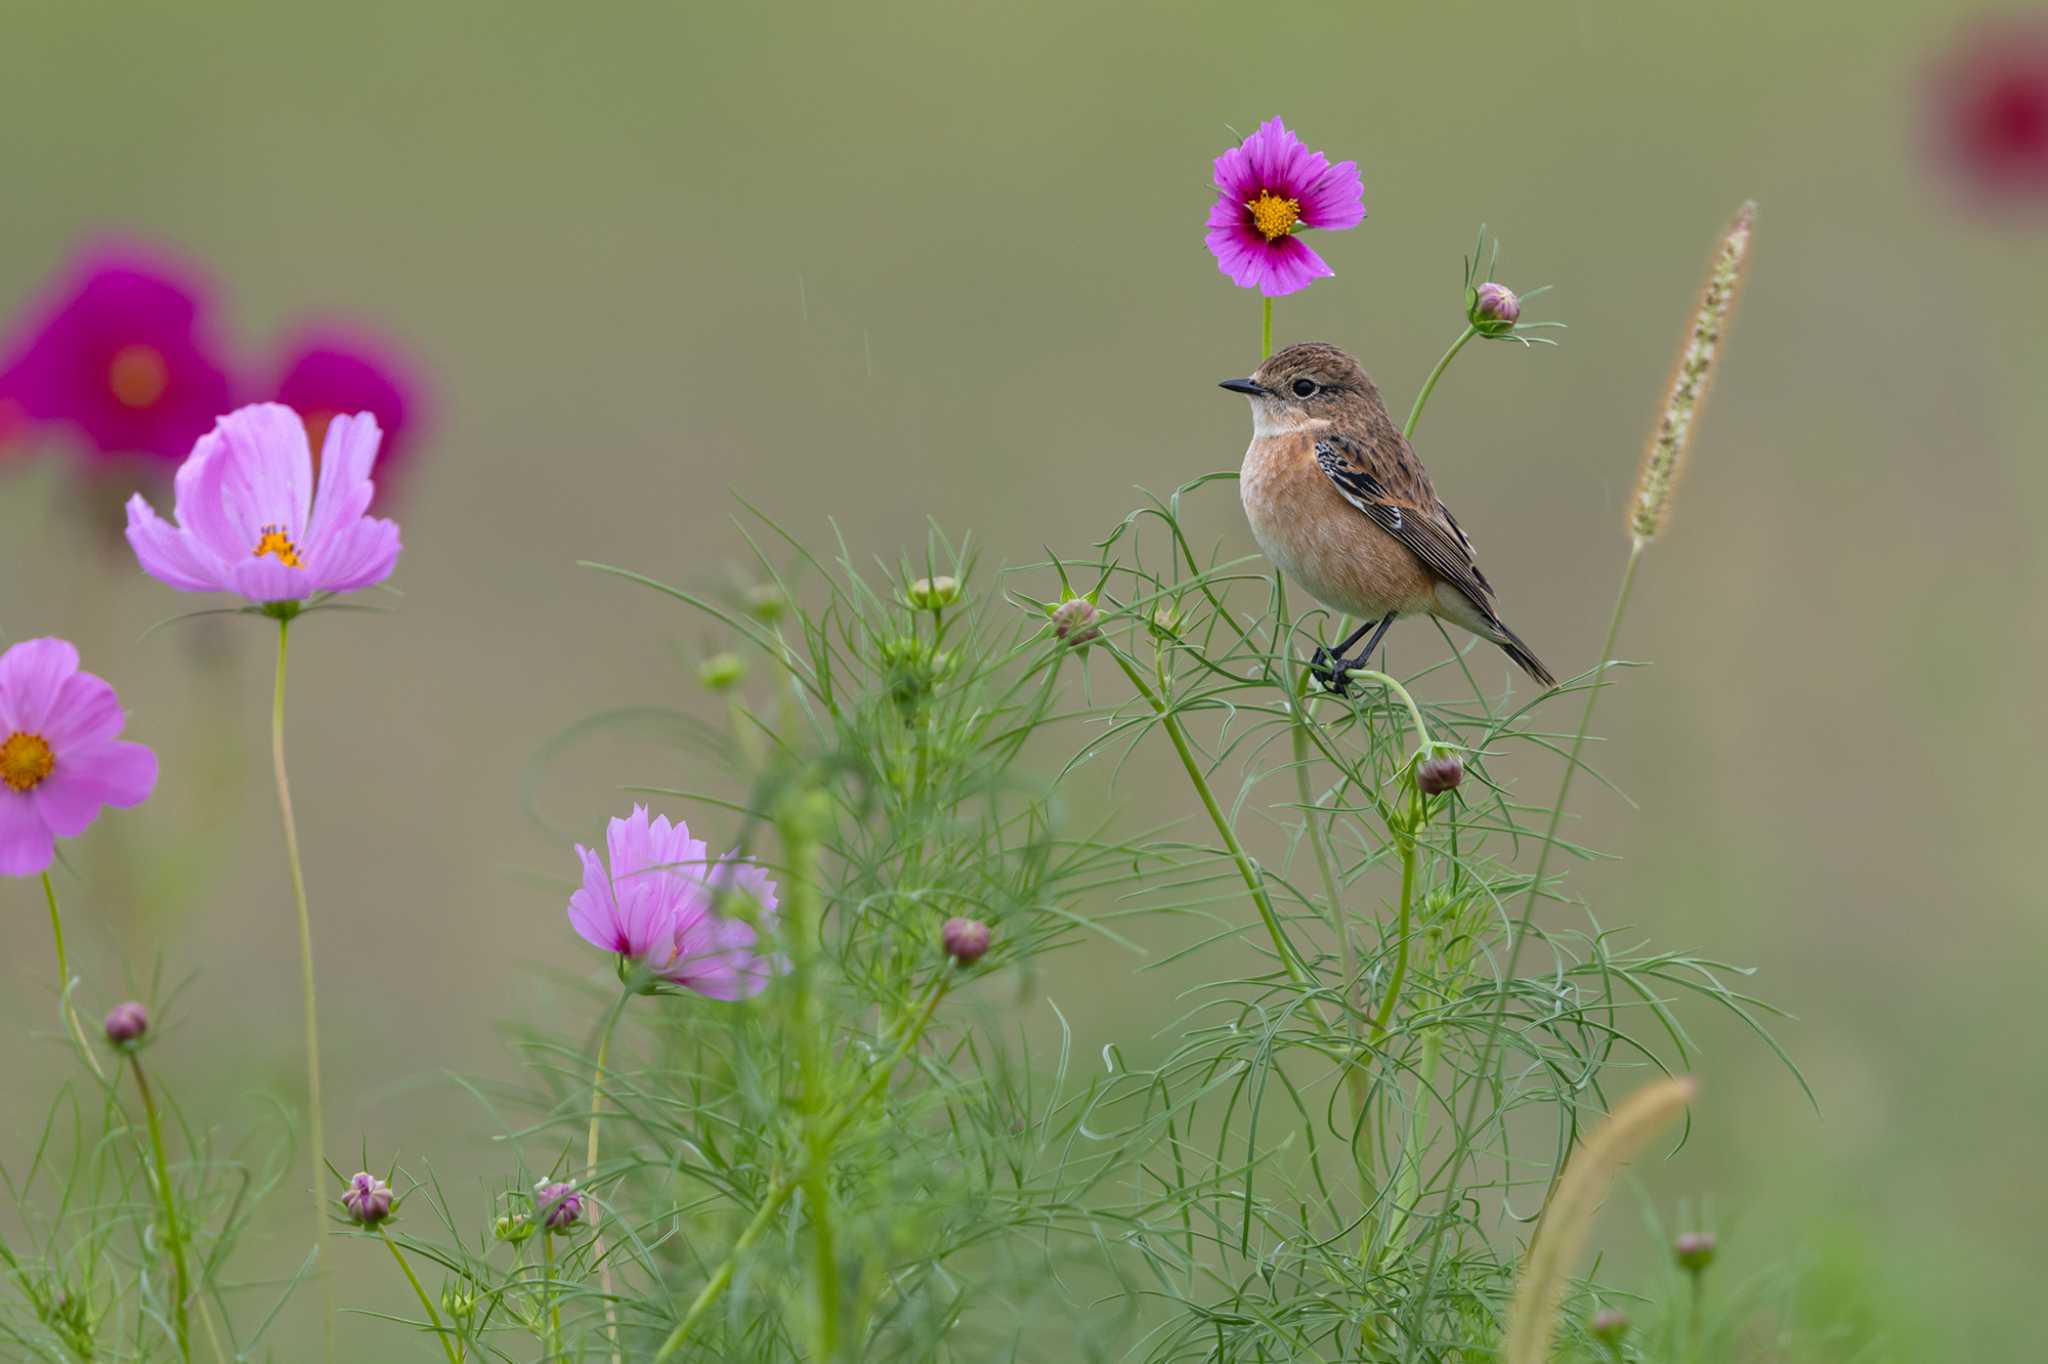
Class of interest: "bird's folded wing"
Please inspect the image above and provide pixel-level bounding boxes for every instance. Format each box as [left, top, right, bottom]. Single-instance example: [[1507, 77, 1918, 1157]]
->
[[1314, 433, 1497, 611]]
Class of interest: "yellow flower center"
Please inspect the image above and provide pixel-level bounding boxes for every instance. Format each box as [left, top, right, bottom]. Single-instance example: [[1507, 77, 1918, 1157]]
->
[[252, 525, 304, 568], [1246, 191, 1302, 242], [106, 344, 170, 410], [0, 732, 55, 793]]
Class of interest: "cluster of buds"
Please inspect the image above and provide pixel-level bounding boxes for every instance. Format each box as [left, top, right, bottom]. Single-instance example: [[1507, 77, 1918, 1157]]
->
[[341, 1172, 394, 1228], [941, 916, 991, 966]]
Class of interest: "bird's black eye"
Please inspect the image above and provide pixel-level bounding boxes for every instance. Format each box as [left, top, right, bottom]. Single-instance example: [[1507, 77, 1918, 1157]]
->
[[1291, 378, 1318, 398]]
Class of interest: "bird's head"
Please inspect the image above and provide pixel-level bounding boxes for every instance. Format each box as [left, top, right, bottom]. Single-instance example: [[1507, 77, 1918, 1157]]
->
[[1219, 342, 1377, 431]]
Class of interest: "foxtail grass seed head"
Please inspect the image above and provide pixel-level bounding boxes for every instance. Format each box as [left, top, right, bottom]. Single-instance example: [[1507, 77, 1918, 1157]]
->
[[1417, 752, 1465, 796], [102, 1000, 149, 1046], [1052, 597, 1100, 647], [1468, 280, 1522, 336], [906, 575, 960, 610], [697, 651, 744, 692], [1589, 1307, 1629, 1344], [1503, 1076, 1697, 1364], [535, 1180, 582, 1232], [942, 916, 991, 965], [1630, 200, 1755, 547], [341, 1172, 394, 1227], [1674, 1229, 1718, 1273]]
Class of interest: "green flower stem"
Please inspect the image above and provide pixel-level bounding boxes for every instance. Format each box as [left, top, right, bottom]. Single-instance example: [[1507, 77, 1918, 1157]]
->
[[541, 1230, 562, 1361], [784, 802, 840, 1361], [1261, 297, 1274, 360], [1403, 325, 1478, 441], [1368, 790, 1422, 1044], [128, 1054, 191, 1361], [1111, 649, 1310, 985], [648, 973, 952, 1363], [40, 872, 104, 1082], [375, 1225, 460, 1364], [270, 617, 331, 1363], [584, 987, 634, 1364], [1372, 1019, 1444, 1264]]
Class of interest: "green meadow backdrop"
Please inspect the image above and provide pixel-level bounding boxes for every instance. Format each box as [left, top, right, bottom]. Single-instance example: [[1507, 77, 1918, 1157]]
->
[[3, 0, 2039, 1356]]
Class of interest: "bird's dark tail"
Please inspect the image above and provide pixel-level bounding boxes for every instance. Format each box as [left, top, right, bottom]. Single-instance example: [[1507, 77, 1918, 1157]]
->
[[1491, 620, 1557, 689]]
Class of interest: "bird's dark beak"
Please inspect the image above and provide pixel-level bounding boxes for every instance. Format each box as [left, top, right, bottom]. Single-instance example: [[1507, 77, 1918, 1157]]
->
[[1218, 378, 1269, 397]]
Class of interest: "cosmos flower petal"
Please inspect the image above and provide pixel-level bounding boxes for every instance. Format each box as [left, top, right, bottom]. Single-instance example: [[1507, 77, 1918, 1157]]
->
[[216, 404, 315, 538], [1299, 160, 1366, 229], [304, 413, 381, 554], [1206, 222, 1268, 289], [124, 495, 225, 593], [40, 671, 125, 750], [568, 844, 625, 953], [33, 741, 157, 837], [1257, 235, 1336, 297], [0, 801, 56, 877], [175, 427, 256, 566], [307, 516, 402, 595], [667, 914, 771, 999], [226, 557, 311, 604], [0, 638, 80, 734]]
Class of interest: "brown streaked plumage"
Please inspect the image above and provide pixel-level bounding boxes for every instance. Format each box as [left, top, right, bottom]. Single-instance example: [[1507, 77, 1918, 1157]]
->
[[1221, 341, 1556, 690]]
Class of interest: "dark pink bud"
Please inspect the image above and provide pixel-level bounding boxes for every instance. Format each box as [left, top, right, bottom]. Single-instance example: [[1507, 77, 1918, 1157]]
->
[[103, 1001, 149, 1045], [535, 1180, 582, 1232], [941, 916, 991, 965], [1051, 598, 1100, 647], [1416, 753, 1464, 797], [342, 1172, 394, 1226]]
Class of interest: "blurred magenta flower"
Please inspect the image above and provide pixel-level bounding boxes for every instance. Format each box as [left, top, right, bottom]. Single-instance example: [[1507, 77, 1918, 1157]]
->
[[568, 804, 786, 999], [124, 403, 401, 604], [270, 329, 424, 501], [1205, 117, 1366, 297], [1928, 15, 2048, 206], [0, 638, 157, 876], [0, 243, 234, 461]]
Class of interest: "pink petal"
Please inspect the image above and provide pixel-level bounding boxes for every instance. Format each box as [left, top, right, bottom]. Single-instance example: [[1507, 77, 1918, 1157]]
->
[[125, 495, 225, 593], [668, 914, 773, 1000], [226, 557, 312, 603], [0, 638, 79, 734], [303, 412, 381, 555], [1299, 160, 1366, 230], [176, 428, 254, 566], [1211, 142, 1260, 201], [40, 671, 125, 750], [307, 516, 401, 595], [33, 740, 156, 837], [1256, 235, 1335, 297], [1206, 222, 1273, 290], [0, 797, 54, 877], [568, 844, 624, 953], [216, 404, 314, 541]]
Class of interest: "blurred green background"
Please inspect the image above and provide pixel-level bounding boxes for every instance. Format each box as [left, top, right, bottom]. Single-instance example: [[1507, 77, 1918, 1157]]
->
[[3, 0, 2039, 1356]]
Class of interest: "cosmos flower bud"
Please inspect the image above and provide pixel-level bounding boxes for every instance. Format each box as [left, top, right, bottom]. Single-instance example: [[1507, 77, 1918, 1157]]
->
[[697, 652, 744, 692], [441, 1288, 475, 1321], [1416, 753, 1464, 797], [341, 1172, 394, 1227], [1052, 597, 1100, 648], [1673, 1230, 1717, 1272], [1468, 281, 1522, 336], [103, 1000, 149, 1046], [906, 575, 961, 610], [746, 583, 787, 622], [535, 1180, 582, 1232], [941, 916, 991, 965], [492, 1211, 534, 1243], [1588, 1307, 1629, 1344]]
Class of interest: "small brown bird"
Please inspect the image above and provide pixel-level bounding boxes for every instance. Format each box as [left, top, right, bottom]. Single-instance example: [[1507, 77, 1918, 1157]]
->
[[1222, 341, 1556, 691]]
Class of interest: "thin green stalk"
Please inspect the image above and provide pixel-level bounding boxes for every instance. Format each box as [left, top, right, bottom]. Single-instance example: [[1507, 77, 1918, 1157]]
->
[[128, 1056, 190, 1361], [1111, 650, 1309, 984], [1403, 325, 1478, 441], [1261, 297, 1273, 359], [1369, 792, 1421, 1043], [1375, 1024, 1444, 1262], [376, 1226, 460, 1364], [1410, 541, 1645, 1324], [269, 617, 331, 1362], [41, 872, 104, 1081], [785, 803, 840, 1361], [541, 1230, 562, 1361], [648, 975, 951, 1363], [584, 988, 633, 1364]]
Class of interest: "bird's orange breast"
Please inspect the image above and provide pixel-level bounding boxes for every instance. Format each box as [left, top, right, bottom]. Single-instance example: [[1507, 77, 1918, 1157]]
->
[[1239, 433, 1437, 620]]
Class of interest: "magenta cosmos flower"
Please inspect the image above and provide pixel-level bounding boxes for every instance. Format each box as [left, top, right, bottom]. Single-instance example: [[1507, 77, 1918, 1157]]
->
[[1205, 117, 1366, 297], [0, 639, 157, 877], [1927, 15, 2048, 207], [567, 804, 786, 999], [270, 329, 425, 505], [124, 403, 401, 604], [0, 243, 234, 461]]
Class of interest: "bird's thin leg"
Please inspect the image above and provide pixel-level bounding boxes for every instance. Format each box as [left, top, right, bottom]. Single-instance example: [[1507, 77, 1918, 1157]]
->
[[1311, 613, 1394, 696]]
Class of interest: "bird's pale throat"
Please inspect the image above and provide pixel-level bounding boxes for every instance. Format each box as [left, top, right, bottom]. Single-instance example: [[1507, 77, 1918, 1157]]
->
[[1246, 191, 1302, 242], [253, 525, 304, 568], [0, 732, 55, 793], [107, 344, 170, 410]]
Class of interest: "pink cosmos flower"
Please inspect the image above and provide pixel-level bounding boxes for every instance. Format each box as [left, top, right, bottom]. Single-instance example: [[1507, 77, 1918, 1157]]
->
[[0, 243, 235, 461], [567, 804, 786, 1000], [1205, 117, 1366, 297], [269, 329, 426, 505], [0, 638, 158, 877], [1927, 15, 2048, 208], [123, 403, 402, 604]]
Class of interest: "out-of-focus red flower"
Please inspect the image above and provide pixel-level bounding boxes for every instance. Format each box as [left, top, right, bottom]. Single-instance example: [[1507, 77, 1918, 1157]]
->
[[269, 329, 426, 503], [1928, 14, 2048, 207]]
